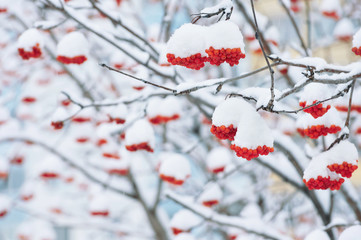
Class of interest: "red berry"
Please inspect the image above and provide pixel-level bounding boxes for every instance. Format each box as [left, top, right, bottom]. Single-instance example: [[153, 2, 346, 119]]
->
[[56, 55, 87, 64], [18, 43, 42, 60], [125, 142, 154, 152], [230, 145, 274, 160]]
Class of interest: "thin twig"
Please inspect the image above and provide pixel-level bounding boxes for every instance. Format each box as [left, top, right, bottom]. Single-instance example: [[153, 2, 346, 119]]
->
[[249, 0, 275, 110]]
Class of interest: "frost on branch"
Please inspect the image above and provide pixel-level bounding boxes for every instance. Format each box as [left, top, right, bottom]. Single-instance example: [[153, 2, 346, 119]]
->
[[17, 28, 44, 60], [352, 28, 361, 56], [170, 209, 202, 235], [158, 152, 191, 186], [299, 83, 332, 119], [211, 97, 253, 141], [206, 147, 232, 174], [125, 119, 155, 152], [334, 18, 354, 42], [230, 104, 274, 160], [303, 141, 359, 190], [296, 107, 342, 139], [147, 97, 181, 125], [166, 21, 245, 69], [56, 31, 88, 64]]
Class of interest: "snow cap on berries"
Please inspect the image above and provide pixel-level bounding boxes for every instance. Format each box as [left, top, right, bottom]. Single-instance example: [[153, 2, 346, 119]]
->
[[320, 0, 341, 20], [33, 220, 56, 240], [339, 226, 361, 240], [0, 194, 10, 217], [211, 97, 254, 140], [265, 26, 280, 46], [322, 141, 358, 178], [299, 83, 332, 106], [206, 21, 245, 53], [334, 18, 354, 42], [170, 209, 202, 235], [125, 119, 155, 152], [20, 182, 36, 201], [159, 153, 191, 185], [89, 194, 109, 216], [352, 28, 361, 56], [173, 233, 196, 240], [232, 106, 274, 151], [56, 31, 88, 64], [103, 103, 128, 124], [37, 156, 64, 179], [147, 96, 181, 124], [166, 23, 206, 58], [206, 147, 231, 173], [304, 230, 330, 240], [198, 183, 223, 207], [17, 28, 44, 60], [0, 158, 9, 179]]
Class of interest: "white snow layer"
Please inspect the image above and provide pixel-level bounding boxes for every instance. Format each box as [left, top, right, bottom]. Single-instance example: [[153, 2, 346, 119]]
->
[[0, 194, 10, 212], [201, 0, 233, 15], [198, 183, 223, 203], [339, 225, 361, 240], [147, 96, 181, 118], [170, 209, 202, 231], [320, 0, 340, 13], [304, 230, 330, 240], [296, 107, 343, 129], [299, 83, 332, 105], [232, 106, 274, 149], [334, 19, 354, 39], [89, 195, 109, 212], [158, 153, 191, 181], [57, 31, 89, 57], [125, 119, 155, 147], [166, 21, 244, 58], [206, 147, 232, 170], [212, 97, 254, 126], [17, 28, 44, 51], [353, 28, 361, 47], [173, 233, 196, 240]]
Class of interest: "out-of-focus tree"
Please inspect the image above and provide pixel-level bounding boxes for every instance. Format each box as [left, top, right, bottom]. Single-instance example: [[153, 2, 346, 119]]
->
[[1, 0, 361, 240]]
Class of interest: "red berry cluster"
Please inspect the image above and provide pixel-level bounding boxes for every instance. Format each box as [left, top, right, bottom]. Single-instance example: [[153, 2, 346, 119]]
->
[[159, 174, 184, 185], [125, 142, 154, 152], [337, 36, 352, 42], [51, 121, 64, 130], [56, 55, 87, 64], [0, 172, 8, 179], [230, 145, 274, 160], [209, 166, 225, 174], [21, 194, 34, 202], [133, 86, 145, 91], [356, 128, 361, 134], [107, 169, 128, 176], [109, 117, 125, 124], [149, 114, 180, 125], [167, 47, 246, 70], [90, 211, 109, 217], [18, 44, 42, 60], [298, 125, 341, 139], [322, 11, 339, 20], [171, 228, 185, 235], [76, 137, 90, 143], [96, 138, 108, 147], [167, 53, 207, 70], [303, 176, 344, 190], [10, 156, 24, 165], [22, 97, 37, 104], [210, 124, 237, 141], [72, 117, 91, 123], [202, 200, 219, 207], [327, 162, 358, 178], [205, 47, 245, 66], [102, 152, 120, 160], [40, 172, 59, 179], [299, 101, 331, 118], [352, 47, 361, 56], [0, 8, 7, 13], [0, 211, 7, 218], [336, 104, 361, 113]]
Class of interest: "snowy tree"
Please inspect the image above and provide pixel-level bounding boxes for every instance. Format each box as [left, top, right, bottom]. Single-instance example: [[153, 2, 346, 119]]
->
[[1, 0, 361, 240]]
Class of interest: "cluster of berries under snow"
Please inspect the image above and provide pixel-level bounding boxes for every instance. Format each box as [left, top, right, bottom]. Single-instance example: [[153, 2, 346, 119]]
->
[[165, 20, 245, 70]]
